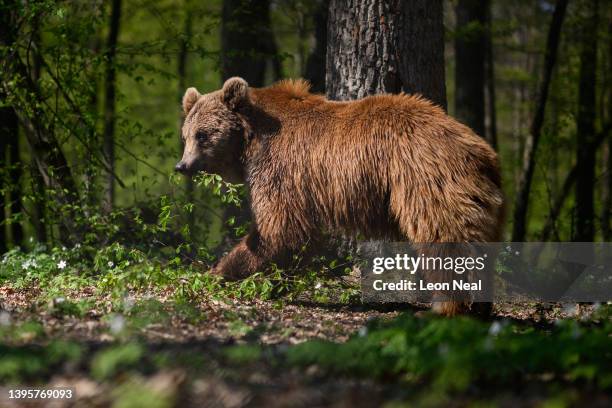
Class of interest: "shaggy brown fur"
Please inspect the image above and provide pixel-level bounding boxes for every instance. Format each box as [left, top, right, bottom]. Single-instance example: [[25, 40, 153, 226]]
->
[[177, 77, 504, 316]]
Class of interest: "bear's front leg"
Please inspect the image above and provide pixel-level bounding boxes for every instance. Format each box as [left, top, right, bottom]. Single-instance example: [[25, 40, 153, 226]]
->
[[210, 232, 272, 280]]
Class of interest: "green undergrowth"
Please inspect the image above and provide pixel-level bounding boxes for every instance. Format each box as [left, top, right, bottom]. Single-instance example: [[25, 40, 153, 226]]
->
[[0, 308, 609, 406], [287, 307, 612, 396], [0, 243, 359, 305]]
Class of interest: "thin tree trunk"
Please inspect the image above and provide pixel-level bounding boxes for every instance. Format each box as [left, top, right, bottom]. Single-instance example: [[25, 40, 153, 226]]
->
[[304, 0, 328, 93], [484, 1, 497, 149], [511, 0, 568, 242], [573, 0, 599, 242], [85, 18, 101, 211], [0, 6, 12, 252], [8, 127, 23, 247], [30, 13, 47, 244], [541, 123, 611, 241], [602, 21, 612, 241], [221, 0, 279, 85], [178, 3, 194, 227], [326, 0, 446, 109], [295, 7, 307, 76], [0, 1, 22, 249], [454, 0, 486, 139], [603, 137, 611, 241], [103, 0, 122, 212], [220, 0, 280, 248], [0, 108, 12, 253]]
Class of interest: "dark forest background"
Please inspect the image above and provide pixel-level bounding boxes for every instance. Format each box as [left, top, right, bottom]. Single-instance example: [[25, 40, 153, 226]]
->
[[1, 0, 611, 256]]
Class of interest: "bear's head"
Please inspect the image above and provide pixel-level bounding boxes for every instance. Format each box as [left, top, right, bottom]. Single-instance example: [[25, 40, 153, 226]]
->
[[175, 77, 250, 183]]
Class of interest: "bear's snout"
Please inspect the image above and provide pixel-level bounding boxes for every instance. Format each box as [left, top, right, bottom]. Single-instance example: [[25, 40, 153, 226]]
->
[[174, 161, 188, 174]]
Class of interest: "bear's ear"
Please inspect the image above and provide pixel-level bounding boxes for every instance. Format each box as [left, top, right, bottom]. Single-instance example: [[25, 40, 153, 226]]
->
[[182, 87, 200, 114], [221, 77, 249, 110]]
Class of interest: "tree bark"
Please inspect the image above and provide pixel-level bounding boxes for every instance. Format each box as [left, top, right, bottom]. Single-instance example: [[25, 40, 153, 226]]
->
[[326, 0, 446, 109], [573, 0, 599, 242], [511, 0, 568, 242], [221, 0, 281, 85], [304, 0, 328, 93], [454, 0, 486, 139], [103, 0, 122, 212]]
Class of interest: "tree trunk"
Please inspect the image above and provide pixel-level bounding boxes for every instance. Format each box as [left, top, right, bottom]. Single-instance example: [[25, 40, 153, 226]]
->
[[221, 0, 280, 85], [0, 137, 5, 252], [602, 21, 612, 241], [8, 127, 23, 247], [0, 106, 15, 253], [484, 0, 497, 149], [326, 0, 446, 109], [0, 5, 12, 252], [304, 0, 328, 93], [603, 136, 611, 241], [220, 0, 281, 249], [103, 0, 122, 212], [0, 1, 22, 249], [573, 0, 599, 242], [540, 123, 611, 241], [454, 0, 486, 139], [511, 0, 568, 242], [178, 2, 194, 227], [29, 13, 47, 244]]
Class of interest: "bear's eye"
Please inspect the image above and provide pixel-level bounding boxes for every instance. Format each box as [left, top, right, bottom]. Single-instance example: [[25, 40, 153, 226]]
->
[[196, 131, 208, 143]]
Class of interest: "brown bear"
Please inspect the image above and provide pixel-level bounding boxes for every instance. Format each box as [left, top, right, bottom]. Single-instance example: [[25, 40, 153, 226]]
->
[[176, 77, 504, 316]]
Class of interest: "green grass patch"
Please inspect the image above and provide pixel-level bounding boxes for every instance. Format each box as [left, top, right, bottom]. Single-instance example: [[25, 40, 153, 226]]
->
[[286, 308, 612, 394]]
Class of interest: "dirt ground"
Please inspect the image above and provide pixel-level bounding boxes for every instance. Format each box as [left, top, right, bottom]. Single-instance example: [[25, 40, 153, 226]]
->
[[0, 286, 607, 407]]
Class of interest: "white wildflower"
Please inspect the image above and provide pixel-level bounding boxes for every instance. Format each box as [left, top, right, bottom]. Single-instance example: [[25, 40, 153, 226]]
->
[[57, 260, 67, 269], [108, 261, 114, 268], [314, 282, 322, 289], [22, 260, 31, 270]]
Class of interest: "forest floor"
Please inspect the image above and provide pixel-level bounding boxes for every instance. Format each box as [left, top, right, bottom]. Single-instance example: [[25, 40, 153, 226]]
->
[[0, 244, 610, 407], [1, 282, 610, 408], [1, 283, 398, 407]]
